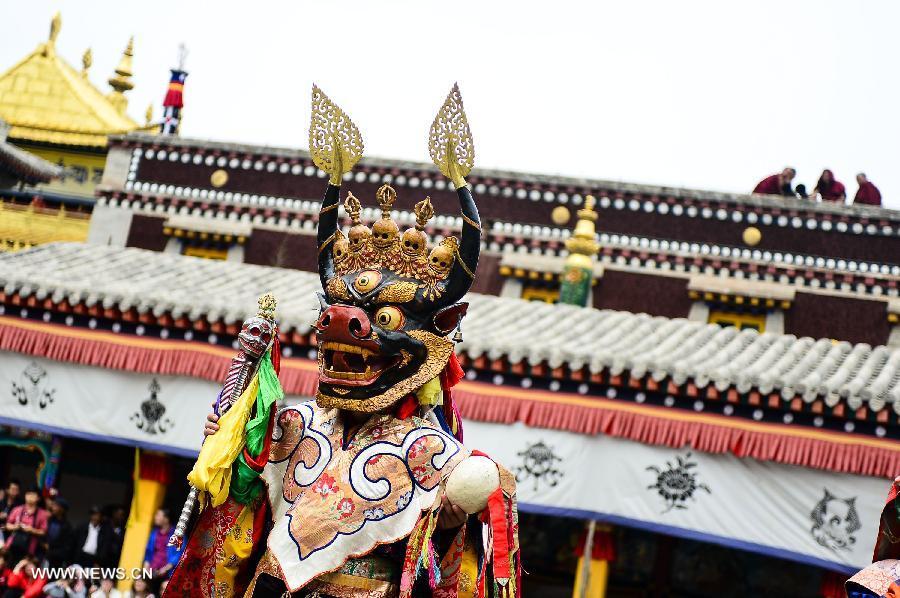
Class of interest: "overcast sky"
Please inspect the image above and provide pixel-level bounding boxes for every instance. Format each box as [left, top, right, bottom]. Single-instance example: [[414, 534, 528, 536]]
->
[[6, 1, 900, 208]]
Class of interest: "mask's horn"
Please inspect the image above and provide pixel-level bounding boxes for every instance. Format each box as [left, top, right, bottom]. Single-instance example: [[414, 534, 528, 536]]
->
[[429, 84, 480, 307], [309, 84, 364, 289]]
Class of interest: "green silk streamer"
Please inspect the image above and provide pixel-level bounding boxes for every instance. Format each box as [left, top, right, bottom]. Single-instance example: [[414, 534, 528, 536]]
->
[[230, 350, 284, 504]]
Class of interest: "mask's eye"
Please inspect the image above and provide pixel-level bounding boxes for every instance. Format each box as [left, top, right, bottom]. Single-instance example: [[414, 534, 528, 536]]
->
[[374, 306, 404, 331]]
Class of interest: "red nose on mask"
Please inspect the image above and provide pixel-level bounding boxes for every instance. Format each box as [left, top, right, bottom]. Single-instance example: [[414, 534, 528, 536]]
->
[[316, 304, 372, 342]]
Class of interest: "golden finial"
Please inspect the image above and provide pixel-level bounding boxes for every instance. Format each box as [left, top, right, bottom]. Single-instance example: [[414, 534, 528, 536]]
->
[[257, 293, 277, 322], [49, 12, 61, 44], [145, 104, 154, 126], [565, 195, 600, 262], [376, 184, 397, 219], [108, 37, 135, 114], [309, 85, 364, 186], [344, 192, 363, 225], [429, 83, 474, 189], [414, 197, 434, 231], [81, 48, 92, 77]]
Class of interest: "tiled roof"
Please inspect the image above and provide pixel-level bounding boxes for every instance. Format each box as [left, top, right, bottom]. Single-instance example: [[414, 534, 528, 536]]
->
[[0, 121, 61, 182], [1, 242, 899, 413], [0, 28, 145, 148], [113, 132, 898, 219]]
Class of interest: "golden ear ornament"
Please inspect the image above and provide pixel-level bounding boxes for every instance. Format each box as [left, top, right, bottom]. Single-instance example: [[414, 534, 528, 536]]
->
[[428, 83, 474, 189], [309, 85, 364, 185]]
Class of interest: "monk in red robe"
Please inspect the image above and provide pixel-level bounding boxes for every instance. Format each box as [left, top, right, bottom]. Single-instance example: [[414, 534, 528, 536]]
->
[[753, 168, 795, 196], [814, 169, 846, 202], [854, 173, 882, 207]]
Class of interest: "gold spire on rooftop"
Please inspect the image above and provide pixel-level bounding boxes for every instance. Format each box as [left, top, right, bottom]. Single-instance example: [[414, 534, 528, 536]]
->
[[145, 104, 153, 126], [558, 195, 600, 306], [46, 12, 61, 52], [81, 48, 92, 77], [107, 37, 134, 114], [564, 195, 600, 268]]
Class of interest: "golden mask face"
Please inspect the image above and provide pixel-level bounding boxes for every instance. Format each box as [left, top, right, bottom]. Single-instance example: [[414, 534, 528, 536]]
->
[[373, 306, 404, 330], [353, 270, 382, 294]]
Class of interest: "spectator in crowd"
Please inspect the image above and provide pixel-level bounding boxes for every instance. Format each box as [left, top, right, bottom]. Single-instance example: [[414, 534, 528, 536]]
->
[[44, 498, 74, 569], [795, 183, 808, 199], [813, 169, 846, 202], [4, 489, 48, 563], [854, 173, 882, 206], [141, 510, 180, 589], [0, 550, 11, 592], [122, 579, 153, 598], [753, 167, 796, 197], [155, 582, 165, 598], [73, 508, 106, 568], [3, 556, 45, 598], [98, 508, 125, 569], [42, 565, 87, 598], [0, 482, 23, 536], [88, 579, 119, 598]]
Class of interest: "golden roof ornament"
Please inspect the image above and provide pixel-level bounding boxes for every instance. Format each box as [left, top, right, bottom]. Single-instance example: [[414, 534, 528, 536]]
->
[[81, 48, 92, 77], [309, 85, 364, 186], [145, 104, 154, 126], [42, 12, 62, 57], [108, 37, 135, 115], [564, 194, 600, 267], [414, 197, 434, 230], [49, 12, 61, 44], [429, 83, 474, 189]]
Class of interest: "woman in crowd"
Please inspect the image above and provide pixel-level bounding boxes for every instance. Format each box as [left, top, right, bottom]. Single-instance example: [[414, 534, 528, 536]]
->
[[3, 556, 45, 598], [42, 565, 87, 598], [122, 578, 153, 598]]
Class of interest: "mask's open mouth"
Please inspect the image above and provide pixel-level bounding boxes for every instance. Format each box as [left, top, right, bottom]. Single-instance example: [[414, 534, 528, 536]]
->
[[319, 341, 407, 386]]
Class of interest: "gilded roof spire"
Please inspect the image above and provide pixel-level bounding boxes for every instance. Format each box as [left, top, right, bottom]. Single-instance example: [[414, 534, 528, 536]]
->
[[107, 37, 135, 114], [559, 195, 600, 307], [49, 12, 61, 44], [43, 12, 61, 57], [81, 48, 92, 77]]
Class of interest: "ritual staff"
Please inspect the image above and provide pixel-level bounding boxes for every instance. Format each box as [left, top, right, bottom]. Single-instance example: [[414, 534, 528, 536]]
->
[[753, 167, 796, 196], [853, 173, 882, 207], [813, 169, 846, 202]]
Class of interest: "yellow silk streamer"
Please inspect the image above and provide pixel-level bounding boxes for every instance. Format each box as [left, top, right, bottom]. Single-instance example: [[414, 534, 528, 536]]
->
[[187, 375, 260, 507], [415, 376, 442, 407]]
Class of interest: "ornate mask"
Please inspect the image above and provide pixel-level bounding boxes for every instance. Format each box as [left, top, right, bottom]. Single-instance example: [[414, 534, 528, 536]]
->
[[310, 84, 478, 413]]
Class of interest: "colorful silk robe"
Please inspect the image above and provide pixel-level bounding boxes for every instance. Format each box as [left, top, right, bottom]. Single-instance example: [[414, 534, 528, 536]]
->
[[167, 400, 520, 598], [846, 480, 900, 597]]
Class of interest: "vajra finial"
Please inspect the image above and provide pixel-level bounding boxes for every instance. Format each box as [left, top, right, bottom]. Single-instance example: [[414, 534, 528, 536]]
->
[[257, 293, 277, 322]]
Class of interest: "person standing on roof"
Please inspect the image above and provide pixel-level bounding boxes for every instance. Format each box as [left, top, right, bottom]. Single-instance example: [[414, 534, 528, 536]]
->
[[813, 169, 846, 203], [853, 173, 882, 207], [753, 167, 796, 196]]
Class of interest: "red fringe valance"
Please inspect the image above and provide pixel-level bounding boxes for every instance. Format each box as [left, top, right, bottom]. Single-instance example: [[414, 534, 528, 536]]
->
[[2, 317, 898, 479], [452, 386, 900, 479], [0, 317, 322, 397]]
